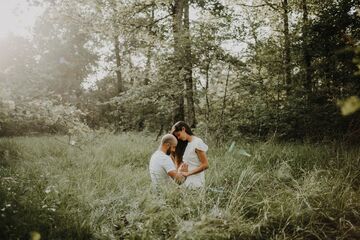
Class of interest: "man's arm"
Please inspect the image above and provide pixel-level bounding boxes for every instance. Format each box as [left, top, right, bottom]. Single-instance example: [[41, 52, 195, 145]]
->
[[168, 170, 186, 184]]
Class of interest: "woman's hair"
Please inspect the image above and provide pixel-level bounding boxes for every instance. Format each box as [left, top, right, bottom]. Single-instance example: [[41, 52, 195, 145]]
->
[[171, 121, 194, 166], [171, 121, 194, 136]]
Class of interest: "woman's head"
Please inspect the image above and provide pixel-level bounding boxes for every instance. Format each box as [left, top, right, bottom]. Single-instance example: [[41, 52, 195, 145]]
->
[[171, 121, 193, 141], [171, 121, 193, 165]]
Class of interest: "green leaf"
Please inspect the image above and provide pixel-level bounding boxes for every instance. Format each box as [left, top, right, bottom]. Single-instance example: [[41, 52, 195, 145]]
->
[[238, 148, 251, 157], [337, 96, 360, 116], [228, 141, 236, 152]]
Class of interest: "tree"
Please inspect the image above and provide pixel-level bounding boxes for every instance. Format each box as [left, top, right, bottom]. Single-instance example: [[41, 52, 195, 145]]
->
[[32, 5, 97, 99], [0, 35, 38, 98]]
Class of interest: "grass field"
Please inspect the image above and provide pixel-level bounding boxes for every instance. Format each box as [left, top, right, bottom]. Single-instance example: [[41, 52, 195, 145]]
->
[[0, 133, 360, 239]]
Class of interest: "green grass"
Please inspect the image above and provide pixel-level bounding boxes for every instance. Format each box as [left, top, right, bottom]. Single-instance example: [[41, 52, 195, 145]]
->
[[0, 133, 360, 239]]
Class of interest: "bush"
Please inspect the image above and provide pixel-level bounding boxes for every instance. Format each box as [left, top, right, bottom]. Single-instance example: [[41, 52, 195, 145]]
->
[[0, 96, 90, 139]]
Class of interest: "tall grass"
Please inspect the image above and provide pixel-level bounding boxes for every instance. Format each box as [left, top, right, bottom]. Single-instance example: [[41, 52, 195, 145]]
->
[[0, 133, 359, 239]]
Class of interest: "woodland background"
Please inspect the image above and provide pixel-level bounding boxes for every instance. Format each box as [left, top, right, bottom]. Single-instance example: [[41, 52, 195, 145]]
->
[[0, 0, 359, 142]]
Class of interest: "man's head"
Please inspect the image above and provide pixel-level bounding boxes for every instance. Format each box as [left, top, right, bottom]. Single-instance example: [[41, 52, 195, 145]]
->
[[161, 134, 178, 155]]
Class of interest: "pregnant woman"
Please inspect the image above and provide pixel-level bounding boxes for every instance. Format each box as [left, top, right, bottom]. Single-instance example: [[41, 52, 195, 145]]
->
[[171, 121, 209, 189]]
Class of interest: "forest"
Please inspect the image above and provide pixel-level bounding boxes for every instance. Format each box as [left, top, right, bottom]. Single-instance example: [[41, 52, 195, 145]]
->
[[0, 0, 358, 141], [0, 0, 360, 239]]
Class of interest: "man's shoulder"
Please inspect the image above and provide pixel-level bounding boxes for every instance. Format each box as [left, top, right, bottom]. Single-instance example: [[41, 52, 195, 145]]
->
[[149, 150, 175, 173], [151, 150, 165, 157], [150, 150, 170, 162]]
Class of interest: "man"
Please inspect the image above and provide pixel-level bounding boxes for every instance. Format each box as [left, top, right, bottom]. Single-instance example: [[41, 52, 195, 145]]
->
[[149, 134, 186, 187]]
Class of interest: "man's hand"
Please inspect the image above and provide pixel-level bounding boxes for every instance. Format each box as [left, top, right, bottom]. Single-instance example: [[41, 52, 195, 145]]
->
[[168, 170, 186, 184]]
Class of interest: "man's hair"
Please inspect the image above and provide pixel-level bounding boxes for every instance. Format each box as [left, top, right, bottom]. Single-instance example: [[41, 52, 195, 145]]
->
[[161, 134, 178, 146]]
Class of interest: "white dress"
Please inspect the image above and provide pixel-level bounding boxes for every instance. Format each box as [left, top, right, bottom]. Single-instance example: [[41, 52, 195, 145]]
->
[[183, 136, 208, 188]]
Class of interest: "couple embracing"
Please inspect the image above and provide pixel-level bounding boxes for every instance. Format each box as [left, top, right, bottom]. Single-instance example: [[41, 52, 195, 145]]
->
[[149, 121, 209, 189]]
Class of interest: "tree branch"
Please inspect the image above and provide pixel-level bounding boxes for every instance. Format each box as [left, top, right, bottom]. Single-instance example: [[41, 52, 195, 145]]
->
[[133, 2, 156, 15], [130, 13, 174, 32], [262, 0, 280, 10], [237, 3, 267, 8]]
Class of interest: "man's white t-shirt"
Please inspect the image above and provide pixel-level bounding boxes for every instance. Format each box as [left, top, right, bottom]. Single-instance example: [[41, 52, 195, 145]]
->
[[149, 150, 176, 186]]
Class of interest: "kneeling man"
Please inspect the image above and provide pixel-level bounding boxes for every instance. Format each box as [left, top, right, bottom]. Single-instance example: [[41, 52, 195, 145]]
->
[[149, 134, 186, 187]]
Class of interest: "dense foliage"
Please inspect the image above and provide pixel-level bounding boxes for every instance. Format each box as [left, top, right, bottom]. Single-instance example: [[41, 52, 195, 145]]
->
[[0, 0, 359, 141]]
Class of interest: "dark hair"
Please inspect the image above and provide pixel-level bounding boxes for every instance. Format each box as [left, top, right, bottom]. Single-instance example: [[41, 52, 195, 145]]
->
[[172, 121, 194, 135], [171, 121, 194, 167]]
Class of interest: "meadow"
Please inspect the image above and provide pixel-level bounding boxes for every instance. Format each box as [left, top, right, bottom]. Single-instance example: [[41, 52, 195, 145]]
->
[[0, 133, 359, 239]]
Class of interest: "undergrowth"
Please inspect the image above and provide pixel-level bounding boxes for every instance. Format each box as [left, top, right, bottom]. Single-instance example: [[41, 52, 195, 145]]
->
[[0, 133, 359, 239]]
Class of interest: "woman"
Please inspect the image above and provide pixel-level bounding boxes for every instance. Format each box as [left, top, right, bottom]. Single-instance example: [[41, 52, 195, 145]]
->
[[171, 121, 209, 188]]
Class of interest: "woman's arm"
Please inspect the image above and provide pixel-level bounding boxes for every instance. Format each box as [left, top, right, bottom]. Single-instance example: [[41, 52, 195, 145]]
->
[[181, 149, 209, 177]]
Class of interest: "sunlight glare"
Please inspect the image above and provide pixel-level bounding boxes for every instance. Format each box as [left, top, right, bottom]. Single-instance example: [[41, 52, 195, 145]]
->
[[0, 0, 43, 39]]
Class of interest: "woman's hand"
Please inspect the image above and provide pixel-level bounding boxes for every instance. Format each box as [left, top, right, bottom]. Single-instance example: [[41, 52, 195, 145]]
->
[[179, 162, 188, 172], [180, 171, 190, 177], [181, 150, 209, 177]]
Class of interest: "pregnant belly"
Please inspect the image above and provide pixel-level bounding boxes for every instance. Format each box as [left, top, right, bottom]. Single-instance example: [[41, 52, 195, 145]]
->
[[184, 167, 205, 188]]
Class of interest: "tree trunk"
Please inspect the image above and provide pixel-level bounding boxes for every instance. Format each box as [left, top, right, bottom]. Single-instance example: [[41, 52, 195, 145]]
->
[[171, 0, 185, 123], [173, 95, 185, 123], [205, 60, 211, 123], [114, 34, 123, 93], [145, 5, 155, 86], [183, 0, 196, 127], [128, 54, 134, 86], [144, 47, 151, 85], [282, 0, 292, 94], [126, 47, 134, 86], [302, 0, 312, 93], [220, 64, 231, 126]]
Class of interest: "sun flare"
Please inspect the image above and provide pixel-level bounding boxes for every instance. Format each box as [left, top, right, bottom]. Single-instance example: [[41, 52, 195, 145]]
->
[[0, 0, 42, 39]]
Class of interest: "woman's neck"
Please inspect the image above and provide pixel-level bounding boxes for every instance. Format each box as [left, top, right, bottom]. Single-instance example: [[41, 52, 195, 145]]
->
[[187, 135, 193, 142]]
